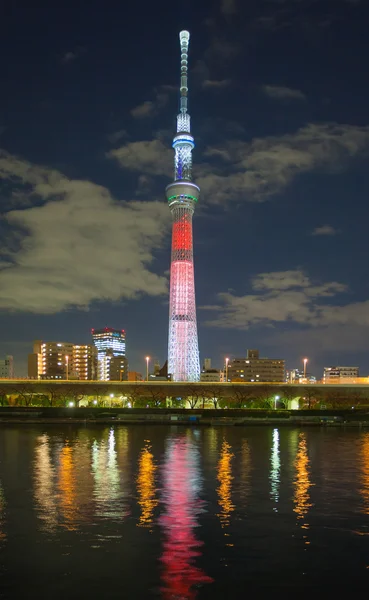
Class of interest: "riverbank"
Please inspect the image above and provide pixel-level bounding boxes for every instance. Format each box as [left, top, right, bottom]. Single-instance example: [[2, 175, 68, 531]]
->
[[1, 406, 369, 427]]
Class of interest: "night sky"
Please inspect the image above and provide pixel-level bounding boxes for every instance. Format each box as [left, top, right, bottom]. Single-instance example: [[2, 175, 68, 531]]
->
[[0, 0, 368, 378]]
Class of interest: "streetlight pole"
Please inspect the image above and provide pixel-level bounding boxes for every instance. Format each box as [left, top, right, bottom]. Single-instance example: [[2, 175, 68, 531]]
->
[[146, 356, 150, 382], [65, 355, 69, 381], [303, 358, 308, 380], [225, 357, 229, 383], [275, 395, 280, 410]]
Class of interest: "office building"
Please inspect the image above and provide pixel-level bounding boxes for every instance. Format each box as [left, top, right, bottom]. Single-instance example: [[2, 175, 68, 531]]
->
[[323, 366, 359, 382], [0, 355, 14, 378], [200, 358, 221, 382], [228, 349, 285, 383], [92, 328, 127, 381], [286, 369, 316, 384]]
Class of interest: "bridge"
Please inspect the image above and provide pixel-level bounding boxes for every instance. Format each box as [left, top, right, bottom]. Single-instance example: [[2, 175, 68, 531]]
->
[[0, 379, 368, 408]]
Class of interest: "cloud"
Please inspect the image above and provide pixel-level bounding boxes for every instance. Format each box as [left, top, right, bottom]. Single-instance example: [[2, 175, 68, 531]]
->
[[131, 101, 157, 119], [198, 123, 369, 203], [202, 79, 232, 89], [60, 48, 85, 64], [311, 225, 340, 236], [130, 88, 171, 119], [107, 139, 172, 177], [220, 0, 237, 15], [0, 150, 170, 314], [200, 269, 369, 331], [261, 84, 306, 101], [107, 129, 128, 144], [107, 123, 369, 205]]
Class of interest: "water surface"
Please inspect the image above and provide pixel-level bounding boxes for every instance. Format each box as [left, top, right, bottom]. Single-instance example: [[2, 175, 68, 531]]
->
[[1, 425, 369, 597]]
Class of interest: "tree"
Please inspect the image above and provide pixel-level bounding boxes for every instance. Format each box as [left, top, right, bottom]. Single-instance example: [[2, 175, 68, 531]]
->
[[69, 386, 88, 407], [254, 386, 279, 409], [279, 386, 298, 409], [229, 386, 255, 409], [204, 385, 224, 409], [44, 385, 63, 407], [0, 386, 10, 406], [317, 388, 347, 409], [89, 385, 109, 407], [145, 385, 167, 408], [345, 388, 364, 409], [302, 387, 321, 409], [184, 386, 202, 409], [13, 383, 39, 407]]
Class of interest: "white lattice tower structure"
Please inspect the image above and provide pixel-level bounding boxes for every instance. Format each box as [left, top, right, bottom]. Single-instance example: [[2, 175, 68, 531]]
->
[[166, 30, 200, 382]]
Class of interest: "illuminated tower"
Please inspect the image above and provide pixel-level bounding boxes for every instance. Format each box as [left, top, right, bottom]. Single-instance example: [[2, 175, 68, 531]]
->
[[166, 30, 200, 382]]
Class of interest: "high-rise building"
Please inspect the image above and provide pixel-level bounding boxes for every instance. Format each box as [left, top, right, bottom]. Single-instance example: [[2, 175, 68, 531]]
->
[[228, 349, 285, 383], [166, 31, 200, 383], [323, 366, 359, 382], [72, 345, 97, 380], [0, 355, 14, 378], [28, 341, 97, 380], [91, 327, 127, 381]]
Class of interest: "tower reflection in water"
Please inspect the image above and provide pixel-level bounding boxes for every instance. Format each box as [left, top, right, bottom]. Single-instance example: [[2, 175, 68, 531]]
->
[[217, 439, 234, 537], [137, 441, 158, 528], [160, 436, 212, 599], [293, 433, 313, 544]]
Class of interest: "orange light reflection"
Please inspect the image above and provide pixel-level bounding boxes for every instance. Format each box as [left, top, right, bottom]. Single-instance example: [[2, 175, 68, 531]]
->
[[217, 439, 234, 533], [293, 433, 313, 537], [137, 442, 157, 527], [58, 445, 77, 531], [360, 433, 369, 514]]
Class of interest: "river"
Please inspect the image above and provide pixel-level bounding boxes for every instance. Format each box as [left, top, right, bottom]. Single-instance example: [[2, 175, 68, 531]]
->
[[0, 425, 369, 597]]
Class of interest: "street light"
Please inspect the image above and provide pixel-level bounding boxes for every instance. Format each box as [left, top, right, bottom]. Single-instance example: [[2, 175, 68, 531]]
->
[[65, 355, 69, 381], [303, 358, 308, 380], [274, 395, 280, 410], [225, 357, 229, 383], [146, 356, 150, 382]]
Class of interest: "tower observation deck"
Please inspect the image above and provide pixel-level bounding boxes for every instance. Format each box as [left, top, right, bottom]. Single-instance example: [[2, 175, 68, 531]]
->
[[166, 30, 200, 382]]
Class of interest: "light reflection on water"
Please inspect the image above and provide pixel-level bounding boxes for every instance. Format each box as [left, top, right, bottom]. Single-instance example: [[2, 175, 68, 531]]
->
[[270, 428, 280, 511], [58, 444, 77, 531], [216, 440, 234, 531], [293, 433, 313, 543], [360, 433, 369, 514], [1, 426, 369, 595], [34, 434, 58, 533], [160, 436, 213, 599], [0, 480, 5, 543], [136, 441, 158, 528], [91, 428, 129, 521]]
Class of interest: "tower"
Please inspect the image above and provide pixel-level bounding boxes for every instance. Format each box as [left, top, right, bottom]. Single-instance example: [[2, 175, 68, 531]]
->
[[166, 30, 200, 382]]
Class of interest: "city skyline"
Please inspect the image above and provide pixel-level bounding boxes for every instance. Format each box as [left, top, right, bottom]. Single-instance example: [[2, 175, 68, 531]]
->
[[0, 0, 369, 376]]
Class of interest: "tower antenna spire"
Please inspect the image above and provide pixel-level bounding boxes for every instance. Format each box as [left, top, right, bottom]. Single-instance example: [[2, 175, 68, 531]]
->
[[179, 30, 190, 115], [165, 30, 201, 382]]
